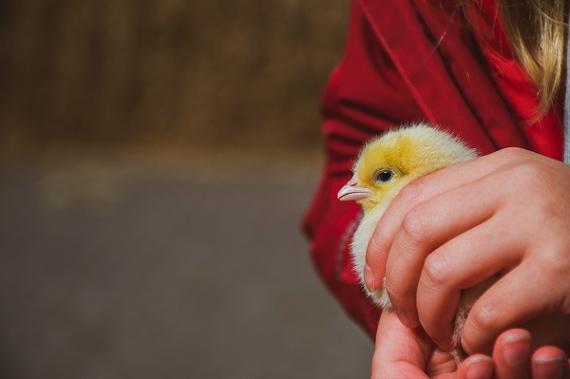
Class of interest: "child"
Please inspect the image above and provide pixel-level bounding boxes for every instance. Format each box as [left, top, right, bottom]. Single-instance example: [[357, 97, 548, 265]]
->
[[303, 0, 570, 377]]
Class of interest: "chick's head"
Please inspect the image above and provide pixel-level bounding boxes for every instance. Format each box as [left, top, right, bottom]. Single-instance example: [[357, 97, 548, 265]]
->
[[337, 124, 476, 212]]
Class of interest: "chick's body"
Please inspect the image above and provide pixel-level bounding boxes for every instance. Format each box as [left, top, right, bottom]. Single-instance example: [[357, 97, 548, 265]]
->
[[338, 124, 480, 359]]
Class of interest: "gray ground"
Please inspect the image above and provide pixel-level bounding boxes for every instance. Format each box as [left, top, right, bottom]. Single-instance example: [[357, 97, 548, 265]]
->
[[0, 156, 371, 379]]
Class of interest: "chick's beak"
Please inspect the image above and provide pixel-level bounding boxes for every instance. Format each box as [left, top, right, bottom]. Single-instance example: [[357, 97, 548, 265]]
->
[[337, 174, 373, 201]]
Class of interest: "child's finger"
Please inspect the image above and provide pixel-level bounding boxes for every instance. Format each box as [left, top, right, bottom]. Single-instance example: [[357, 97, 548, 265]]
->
[[456, 355, 494, 379], [372, 311, 432, 379], [384, 174, 501, 330], [531, 346, 569, 379], [415, 217, 520, 349], [461, 262, 560, 355], [492, 328, 532, 379]]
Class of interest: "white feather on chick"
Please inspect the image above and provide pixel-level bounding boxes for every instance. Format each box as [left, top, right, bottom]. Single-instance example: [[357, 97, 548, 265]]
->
[[338, 123, 488, 361]]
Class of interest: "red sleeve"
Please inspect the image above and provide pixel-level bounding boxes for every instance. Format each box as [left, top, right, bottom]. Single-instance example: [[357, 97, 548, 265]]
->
[[302, 0, 563, 340]]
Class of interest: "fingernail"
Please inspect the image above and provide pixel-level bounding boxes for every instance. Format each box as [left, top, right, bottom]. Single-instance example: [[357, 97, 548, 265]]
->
[[398, 312, 419, 329], [534, 356, 565, 379], [502, 333, 531, 366], [465, 356, 493, 379], [364, 265, 377, 289], [399, 313, 413, 328], [534, 356, 565, 364]]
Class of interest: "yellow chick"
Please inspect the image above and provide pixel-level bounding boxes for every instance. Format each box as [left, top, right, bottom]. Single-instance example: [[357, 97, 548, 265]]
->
[[337, 124, 480, 360]]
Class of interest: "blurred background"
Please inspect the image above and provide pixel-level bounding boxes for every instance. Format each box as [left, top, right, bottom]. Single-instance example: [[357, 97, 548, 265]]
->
[[0, 1, 372, 378]]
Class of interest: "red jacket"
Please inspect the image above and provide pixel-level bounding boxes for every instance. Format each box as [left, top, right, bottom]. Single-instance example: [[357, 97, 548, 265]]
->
[[302, 0, 564, 339]]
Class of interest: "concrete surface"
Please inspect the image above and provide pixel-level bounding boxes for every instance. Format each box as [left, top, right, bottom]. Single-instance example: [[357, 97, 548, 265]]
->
[[0, 157, 371, 379]]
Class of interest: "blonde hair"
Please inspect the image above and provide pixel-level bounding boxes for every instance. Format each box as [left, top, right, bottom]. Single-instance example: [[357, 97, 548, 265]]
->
[[499, 0, 567, 115]]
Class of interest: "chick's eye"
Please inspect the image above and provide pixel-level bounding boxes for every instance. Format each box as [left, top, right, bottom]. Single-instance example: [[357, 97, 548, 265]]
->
[[375, 169, 395, 183]]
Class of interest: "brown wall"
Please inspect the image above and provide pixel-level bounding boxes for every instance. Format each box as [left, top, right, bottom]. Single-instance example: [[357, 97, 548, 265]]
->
[[0, 0, 348, 152]]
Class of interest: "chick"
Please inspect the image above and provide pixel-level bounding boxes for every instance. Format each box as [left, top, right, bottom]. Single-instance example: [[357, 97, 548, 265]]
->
[[338, 124, 482, 360]]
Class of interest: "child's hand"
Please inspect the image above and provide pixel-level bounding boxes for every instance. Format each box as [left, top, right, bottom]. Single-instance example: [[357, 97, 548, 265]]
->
[[372, 311, 570, 379], [363, 147, 570, 353]]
